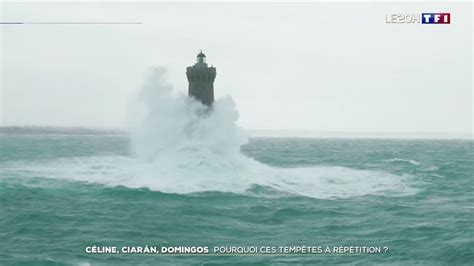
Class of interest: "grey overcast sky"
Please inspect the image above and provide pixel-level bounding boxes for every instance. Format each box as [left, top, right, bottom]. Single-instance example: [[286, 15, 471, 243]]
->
[[1, 2, 472, 137]]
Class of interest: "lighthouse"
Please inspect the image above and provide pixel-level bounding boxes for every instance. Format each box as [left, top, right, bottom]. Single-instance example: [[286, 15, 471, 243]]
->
[[186, 51, 216, 106]]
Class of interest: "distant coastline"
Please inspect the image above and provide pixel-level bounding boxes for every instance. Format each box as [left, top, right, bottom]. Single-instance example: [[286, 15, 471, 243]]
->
[[247, 129, 473, 140], [0, 126, 471, 140], [0, 126, 126, 136]]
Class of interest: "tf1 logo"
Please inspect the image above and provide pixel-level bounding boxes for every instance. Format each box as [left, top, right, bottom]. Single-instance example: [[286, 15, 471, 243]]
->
[[385, 13, 450, 24], [422, 13, 450, 24]]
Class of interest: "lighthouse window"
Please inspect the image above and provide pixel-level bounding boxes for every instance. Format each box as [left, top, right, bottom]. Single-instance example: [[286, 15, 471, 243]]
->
[[197, 57, 206, 64]]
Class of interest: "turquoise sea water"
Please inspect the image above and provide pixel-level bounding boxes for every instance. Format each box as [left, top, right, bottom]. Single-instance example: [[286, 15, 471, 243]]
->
[[0, 132, 473, 265]]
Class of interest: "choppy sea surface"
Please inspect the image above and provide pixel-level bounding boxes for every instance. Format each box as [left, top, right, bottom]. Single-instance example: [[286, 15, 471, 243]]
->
[[0, 132, 473, 265]]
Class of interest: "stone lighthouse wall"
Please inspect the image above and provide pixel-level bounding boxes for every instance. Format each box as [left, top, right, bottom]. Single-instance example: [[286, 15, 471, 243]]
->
[[186, 66, 216, 106]]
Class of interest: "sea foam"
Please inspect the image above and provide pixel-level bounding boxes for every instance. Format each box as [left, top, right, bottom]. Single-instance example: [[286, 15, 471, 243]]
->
[[125, 67, 416, 198], [0, 67, 417, 199]]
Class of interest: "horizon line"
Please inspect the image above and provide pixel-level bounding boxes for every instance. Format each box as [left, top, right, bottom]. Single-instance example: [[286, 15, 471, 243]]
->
[[0, 125, 471, 140]]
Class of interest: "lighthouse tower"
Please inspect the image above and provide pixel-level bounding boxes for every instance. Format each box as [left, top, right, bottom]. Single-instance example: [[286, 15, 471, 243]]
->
[[186, 51, 216, 106]]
